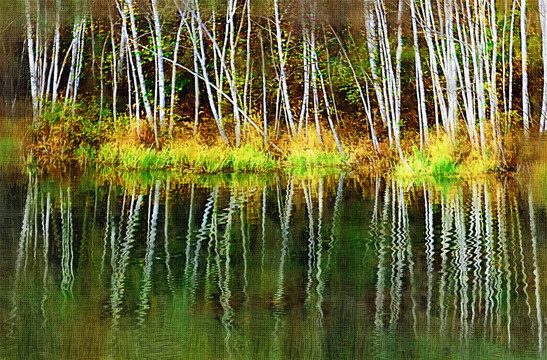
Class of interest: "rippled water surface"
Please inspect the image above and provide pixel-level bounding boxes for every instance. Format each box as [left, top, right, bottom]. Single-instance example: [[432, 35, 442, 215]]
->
[[0, 172, 546, 359]]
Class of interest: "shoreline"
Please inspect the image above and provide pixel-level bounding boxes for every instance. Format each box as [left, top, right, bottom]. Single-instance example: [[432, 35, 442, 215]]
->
[[25, 130, 528, 179], [23, 109, 545, 179]]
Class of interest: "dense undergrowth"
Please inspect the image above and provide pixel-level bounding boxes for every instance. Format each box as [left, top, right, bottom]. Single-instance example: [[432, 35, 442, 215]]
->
[[27, 106, 348, 174], [26, 105, 527, 178], [392, 134, 499, 179]]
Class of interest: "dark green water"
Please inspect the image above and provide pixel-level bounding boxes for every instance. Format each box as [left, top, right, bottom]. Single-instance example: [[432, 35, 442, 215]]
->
[[0, 171, 546, 359]]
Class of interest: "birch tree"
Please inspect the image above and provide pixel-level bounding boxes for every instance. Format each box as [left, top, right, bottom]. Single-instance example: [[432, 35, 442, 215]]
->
[[150, 0, 166, 129], [24, 0, 39, 120], [117, 0, 153, 126], [410, 0, 429, 149], [364, 0, 403, 158], [186, 2, 231, 145], [522, 0, 530, 135], [540, 0, 547, 132], [273, 0, 297, 137]]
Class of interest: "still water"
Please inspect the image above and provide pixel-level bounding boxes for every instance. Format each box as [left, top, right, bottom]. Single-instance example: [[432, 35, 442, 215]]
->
[[0, 172, 546, 359]]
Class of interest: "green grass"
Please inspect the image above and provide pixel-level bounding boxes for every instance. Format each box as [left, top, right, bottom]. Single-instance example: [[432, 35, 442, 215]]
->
[[394, 135, 496, 179], [95, 141, 277, 173], [286, 148, 346, 168]]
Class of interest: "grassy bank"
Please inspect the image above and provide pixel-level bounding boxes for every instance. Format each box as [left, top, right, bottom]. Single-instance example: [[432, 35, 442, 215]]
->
[[392, 134, 498, 179], [26, 107, 532, 178], [27, 110, 348, 174]]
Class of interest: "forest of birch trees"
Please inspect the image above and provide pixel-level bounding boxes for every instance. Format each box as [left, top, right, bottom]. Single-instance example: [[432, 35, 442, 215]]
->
[[5, 0, 547, 156]]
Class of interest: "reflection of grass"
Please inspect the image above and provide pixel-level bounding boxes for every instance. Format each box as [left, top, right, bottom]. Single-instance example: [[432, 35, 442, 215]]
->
[[0, 137, 18, 163], [411, 333, 542, 359], [0, 118, 27, 166], [530, 156, 547, 205], [91, 167, 280, 189]]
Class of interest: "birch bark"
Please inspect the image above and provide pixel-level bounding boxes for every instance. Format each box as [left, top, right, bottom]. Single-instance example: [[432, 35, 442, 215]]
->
[[540, 0, 547, 131], [151, 0, 166, 129], [273, 0, 297, 136], [521, 0, 530, 135]]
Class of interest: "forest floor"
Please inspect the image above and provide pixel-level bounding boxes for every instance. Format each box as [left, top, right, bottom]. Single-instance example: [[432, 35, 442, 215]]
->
[[24, 107, 540, 180]]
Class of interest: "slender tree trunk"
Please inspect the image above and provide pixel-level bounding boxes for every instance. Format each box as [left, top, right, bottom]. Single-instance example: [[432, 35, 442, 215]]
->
[[373, 0, 403, 158], [410, 0, 429, 149], [99, 35, 108, 123], [24, 0, 38, 120], [151, 0, 166, 130], [364, 8, 390, 142], [121, 0, 153, 125], [507, 0, 517, 133], [309, 22, 323, 144], [228, 0, 242, 146], [419, 0, 446, 136], [169, 16, 184, 135], [109, 16, 118, 123], [51, 0, 61, 108], [192, 40, 200, 136], [540, 0, 547, 131], [455, 0, 478, 148], [188, 6, 230, 145], [315, 53, 344, 156], [260, 33, 268, 147], [65, 18, 87, 113], [72, 19, 87, 113], [243, 0, 252, 113], [299, 26, 310, 136], [444, 0, 458, 142], [126, 55, 134, 120], [273, 0, 297, 136], [488, 0, 500, 151], [128, 45, 141, 135], [322, 28, 341, 126], [522, 0, 530, 135]]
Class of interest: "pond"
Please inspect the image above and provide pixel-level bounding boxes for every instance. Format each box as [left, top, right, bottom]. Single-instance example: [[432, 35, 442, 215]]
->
[[0, 170, 546, 359]]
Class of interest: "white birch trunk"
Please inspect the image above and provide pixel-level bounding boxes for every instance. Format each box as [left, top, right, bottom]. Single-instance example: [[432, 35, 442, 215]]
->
[[99, 35, 108, 123], [122, 0, 153, 125], [188, 6, 230, 145], [488, 0, 500, 150], [445, 0, 458, 142], [540, 0, 547, 131], [364, 8, 389, 140], [521, 0, 530, 135], [72, 19, 87, 111], [455, 0, 477, 148], [228, 0, 242, 146], [309, 24, 323, 143], [151, 0, 166, 129], [25, 0, 38, 119], [51, 0, 62, 108], [65, 20, 82, 108], [243, 0, 252, 113], [299, 27, 310, 136], [169, 16, 184, 135], [273, 0, 297, 136], [109, 16, 118, 123], [314, 51, 344, 156], [260, 33, 268, 147], [411, 0, 429, 149], [507, 0, 517, 129]]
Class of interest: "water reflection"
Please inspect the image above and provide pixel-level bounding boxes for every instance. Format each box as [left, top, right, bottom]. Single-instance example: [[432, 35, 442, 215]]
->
[[2, 174, 547, 359]]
